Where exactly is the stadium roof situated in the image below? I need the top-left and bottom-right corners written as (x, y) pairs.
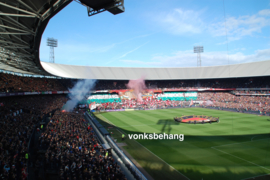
top-left (1, 1), bottom-right (269, 80)
top-left (41, 60), bottom-right (270, 80)
top-left (0, 0), bottom-right (73, 75)
top-left (0, 0), bottom-right (126, 76)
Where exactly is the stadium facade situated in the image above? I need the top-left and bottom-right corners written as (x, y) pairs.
top-left (41, 60), bottom-right (270, 80)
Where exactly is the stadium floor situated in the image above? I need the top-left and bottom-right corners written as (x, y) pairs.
top-left (94, 108), bottom-right (270, 180)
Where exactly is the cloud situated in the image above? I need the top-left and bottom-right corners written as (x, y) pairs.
top-left (152, 7), bottom-right (270, 43)
top-left (153, 8), bottom-right (205, 35)
top-left (94, 33), bottom-right (152, 54)
top-left (120, 60), bottom-right (162, 66)
top-left (105, 41), bottom-right (150, 65)
top-left (120, 48), bottom-right (270, 67)
top-left (39, 40), bottom-right (100, 63)
top-left (210, 9), bottom-right (270, 43)
top-left (94, 44), bottom-right (116, 53)
top-left (118, 41), bottom-right (149, 59)
top-left (259, 9), bottom-right (270, 16)
top-left (40, 33), bottom-right (151, 63)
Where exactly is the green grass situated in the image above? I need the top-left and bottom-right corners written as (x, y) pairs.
top-left (94, 108), bottom-right (270, 180)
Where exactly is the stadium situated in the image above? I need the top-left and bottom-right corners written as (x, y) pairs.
top-left (0, 0), bottom-right (270, 180)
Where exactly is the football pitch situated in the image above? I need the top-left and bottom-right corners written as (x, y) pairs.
top-left (94, 108), bottom-right (270, 180)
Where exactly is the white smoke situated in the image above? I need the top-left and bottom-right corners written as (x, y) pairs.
top-left (64, 79), bottom-right (96, 112)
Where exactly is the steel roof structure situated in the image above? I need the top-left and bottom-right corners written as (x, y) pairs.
top-left (0, 0), bottom-right (124, 76)
top-left (0, 0), bottom-right (269, 80)
top-left (0, 0), bottom-right (73, 75)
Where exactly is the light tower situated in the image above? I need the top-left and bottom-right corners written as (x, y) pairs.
top-left (194, 46), bottom-right (203, 67)
top-left (47, 38), bottom-right (58, 63)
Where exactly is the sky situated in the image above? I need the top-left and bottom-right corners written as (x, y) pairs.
top-left (40, 0), bottom-right (270, 68)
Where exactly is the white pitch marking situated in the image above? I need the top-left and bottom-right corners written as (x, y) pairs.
top-left (212, 138), bottom-right (270, 148)
top-left (211, 147), bottom-right (270, 172)
top-left (98, 114), bottom-right (116, 126)
top-left (240, 173), bottom-right (270, 180)
top-left (99, 113), bottom-right (190, 180)
top-left (118, 124), bottom-right (157, 128)
top-left (251, 135), bottom-right (260, 141)
top-left (126, 133), bottom-right (190, 180)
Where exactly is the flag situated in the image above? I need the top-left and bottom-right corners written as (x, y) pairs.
top-left (189, 99), bottom-right (194, 107)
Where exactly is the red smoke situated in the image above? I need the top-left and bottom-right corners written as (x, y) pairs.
top-left (126, 76), bottom-right (146, 101)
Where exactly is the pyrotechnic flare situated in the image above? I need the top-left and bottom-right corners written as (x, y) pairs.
top-left (126, 76), bottom-right (146, 101)
top-left (63, 79), bottom-right (96, 112)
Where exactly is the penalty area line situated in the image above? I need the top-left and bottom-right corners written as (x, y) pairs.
top-left (251, 135), bottom-right (265, 141)
top-left (211, 147), bottom-right (270, 172)
top-left (240, 173), bottom-right (270, 180)
top-left (127, 135), bottom-right (190, 180)
top-left (99, 114), bottom-right (190, 180)
top-left (212, 138), bottom-right (270, 148)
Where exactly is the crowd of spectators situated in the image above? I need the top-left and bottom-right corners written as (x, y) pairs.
top-left (0, 95), bottom-right (67, 180)
top-left (0, 94), bottom-right (127, 180)
top-left (1, 72), bottom-right (270, 179)
top-left (94, 92), bottom-right (270, 114)
top-left (197, 92), bottom-right (270, 114)
top-left (93, 77), bottom-right (270, 90)
top-left (232, 90), bottom-right (270, 95)
top-left (0, 73), bottom-right (67, 93)
top-left (39, 110), bottom-right (126, 180)
top-left (96, 98), bottom-right (187, 111)
top-left (1, 72), bottom-right (270, 93)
